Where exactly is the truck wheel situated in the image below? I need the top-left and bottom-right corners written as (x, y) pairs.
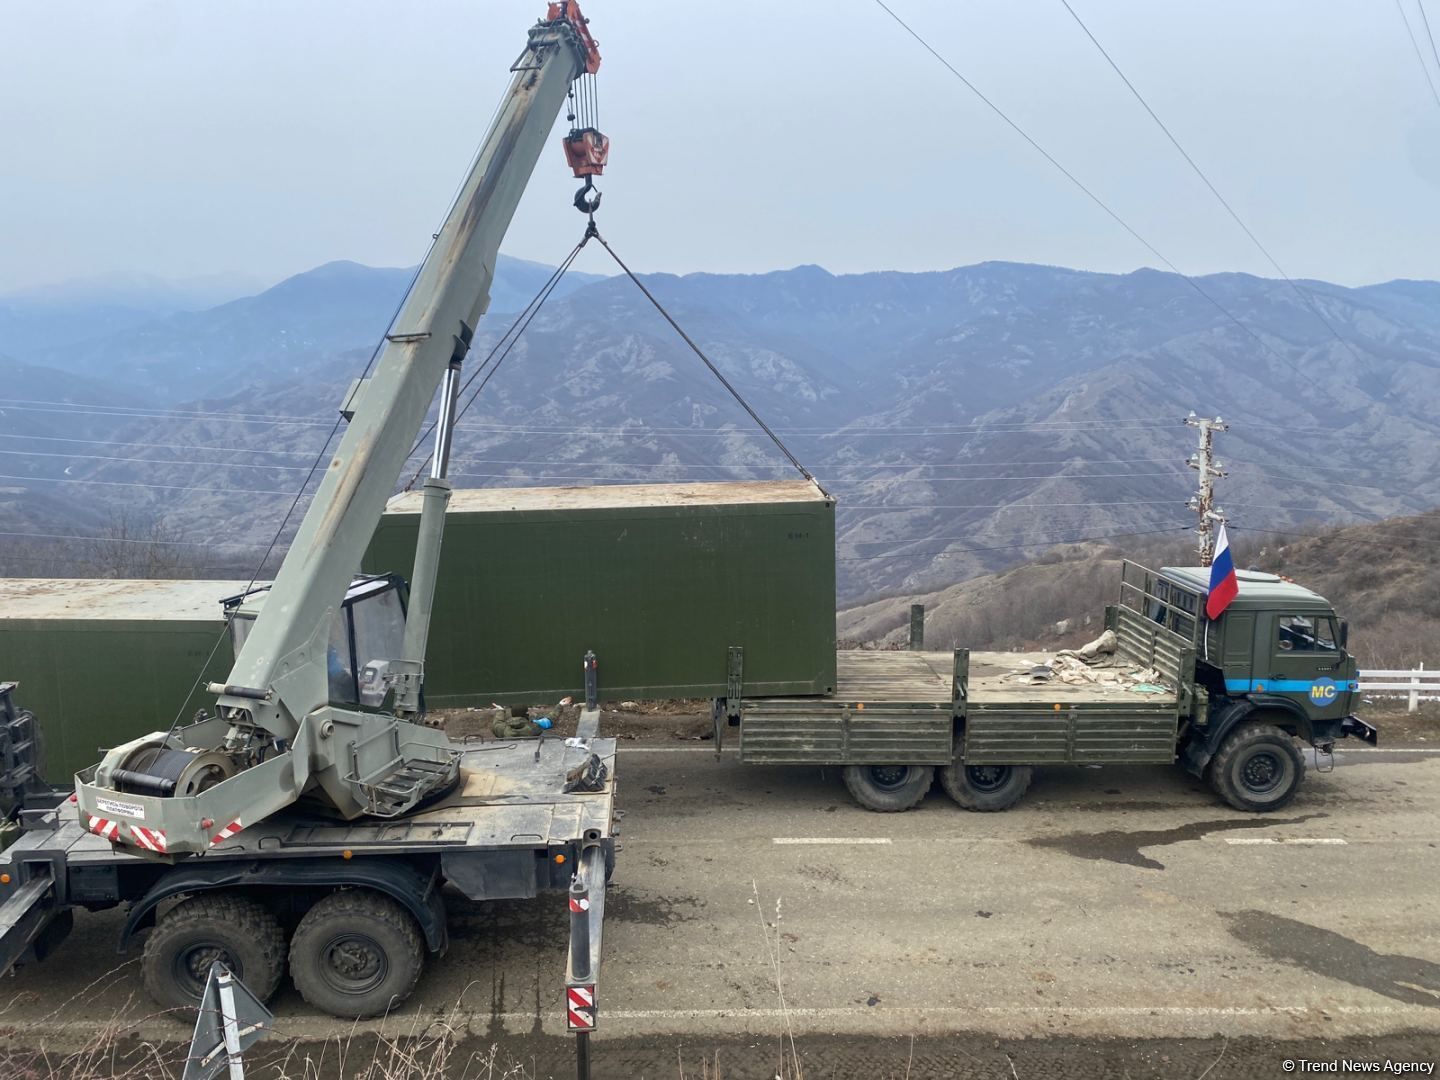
top-left (940, 762), bottom-right (1033, 812)
top-left (289, 889), bottom-right (424, 1019)
top-left (841, 764), bottom-right (933, 812)
top-left (1209, 723), bottom-right (1305, 812)
top-left (142, 894), bottom-right (285, 1010)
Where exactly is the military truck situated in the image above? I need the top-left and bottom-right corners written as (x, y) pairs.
top-left (720, 562), bottom-right (1377, 813)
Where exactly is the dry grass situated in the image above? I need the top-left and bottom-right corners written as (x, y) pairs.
top-left (0, 981), bottom-right (534, 1080)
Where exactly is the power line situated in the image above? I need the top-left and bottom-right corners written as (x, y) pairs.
top-left (0, 472), bottom-right (317, 497)
top-left (1420, 0), bottom-right (1440, 87)
top-left (0, 448), bottom-right (314, 472)
top-left (1057, 0), bottom-right (1371, 370)
top-left (1396, 0), bottom-right (1440, 111)
top-left (0, 529), bottom-right (213, 547)
top-left (0, 432), bottom-right (323, 458)
top-left (870, 0), bottom-right (1318, 386)
top-left (836, 523), bottom-right (1193, 561)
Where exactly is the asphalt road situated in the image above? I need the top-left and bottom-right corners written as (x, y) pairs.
top-left (2, 743), bottom-right (1438, 1077)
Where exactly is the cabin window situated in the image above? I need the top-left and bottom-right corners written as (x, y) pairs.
top-left (1275, 614), bottom-right (1339, 653)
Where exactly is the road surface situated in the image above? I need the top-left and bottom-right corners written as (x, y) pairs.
top-left (1, 742), bottom-right (1436, 1076)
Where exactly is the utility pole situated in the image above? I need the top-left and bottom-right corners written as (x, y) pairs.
top-left (1185, 413), bottom-right (1228, 566)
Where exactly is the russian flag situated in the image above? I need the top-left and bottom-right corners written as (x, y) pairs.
top-left (1206, 523), bottom-right (1239, 620)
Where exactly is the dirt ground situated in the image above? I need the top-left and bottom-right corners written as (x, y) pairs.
top-left (3, 1029), bottom-right (1436, 1080)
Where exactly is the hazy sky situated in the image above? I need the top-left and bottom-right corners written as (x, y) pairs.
top-left (3, 0), bottom-right (1439, 292)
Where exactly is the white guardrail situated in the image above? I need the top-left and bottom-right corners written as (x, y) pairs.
top-left (1358, 665), bottom-right (1440, 713)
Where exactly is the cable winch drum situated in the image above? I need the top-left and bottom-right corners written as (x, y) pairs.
top-left (111, 746), bottom-right (235, 798)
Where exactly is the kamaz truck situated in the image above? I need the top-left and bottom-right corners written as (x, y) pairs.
top-left (721, 562), bottom-right (1378, 812)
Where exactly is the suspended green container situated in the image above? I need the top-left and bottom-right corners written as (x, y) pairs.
top-left (364, 480), bottom-right (838, 704)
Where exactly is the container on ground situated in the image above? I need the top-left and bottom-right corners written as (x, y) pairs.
top-left (0, 579), bottom-right (246, 783)
top-left (363, 479), bottom-right (838, 705)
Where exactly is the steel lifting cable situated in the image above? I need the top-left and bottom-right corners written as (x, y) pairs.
top-left (403, 234), bottom-right (591, 489)
top-left (588, 228), bottom-right (823, 491)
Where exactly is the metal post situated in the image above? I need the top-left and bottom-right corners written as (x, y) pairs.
top-left (583, 650), bottom-right (599, 710)
top-left (569, 875), bottom-right (591, 981)
top-left (1185, 413), bottom-right (1228, 566)
top-left (909, 604), bottom-right (925, 651)
top-left (1411, 663), bottom-right (1424, 714)
top-left (576, 1031), bottom-right (591, 1080)
top-left (216, 966), bottom-right (246, 1080)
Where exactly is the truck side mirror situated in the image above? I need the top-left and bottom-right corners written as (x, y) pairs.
top-left (1338, 620), bottom-right (1349, 649)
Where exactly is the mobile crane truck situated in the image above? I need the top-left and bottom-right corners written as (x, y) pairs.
top-left (0, 0), bottom-right (616, 1036)
top-left (723, 562), bottom-right (1379, 812)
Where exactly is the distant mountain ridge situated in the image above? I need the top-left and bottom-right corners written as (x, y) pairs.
top-left (2, 256), bottom-right (1437, 601)
top-left (3, 256), bottom-right (608, 403)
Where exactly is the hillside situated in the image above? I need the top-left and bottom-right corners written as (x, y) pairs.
top-left (2, 258), bottom-right (1439, 600)
top-left (836, 510), bottom-right (1440, 669)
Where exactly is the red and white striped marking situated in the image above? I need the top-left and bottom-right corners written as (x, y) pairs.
top-left (86, 816), bottom-right (119, 841)
top-left (569, 895), bottom-right (590, 913)
top-left (129, 825), bottom-right (168, 853)
top-left (566, 985), bottom-right (595, 1030)
top-left (209, 819), bottom-right (243, 847)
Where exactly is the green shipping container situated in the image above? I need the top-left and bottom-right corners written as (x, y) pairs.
top-left (0, 579), bottom-right (247, 784)
top-left (364, 480), bottom-right (838, 704)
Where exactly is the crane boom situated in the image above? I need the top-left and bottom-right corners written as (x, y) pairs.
top-left (222, 12), bottom-right (589, 735)
top-left (75, 3), bottom-right (606, 856)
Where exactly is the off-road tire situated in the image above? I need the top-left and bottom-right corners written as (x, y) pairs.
top-left (841, 764), bottom-right (934, 812)
top-left (1209, 722), bottom-right (1305, 812)
top-left (289, 890), bottom-right (424, 1019)
top-left (142, 893), bottom-right (285, 1010)
top-left (941, 762), bottom-right (1033, 811)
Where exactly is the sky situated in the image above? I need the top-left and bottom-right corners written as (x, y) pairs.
top-left (2, 0), bottom-right (1439, 293)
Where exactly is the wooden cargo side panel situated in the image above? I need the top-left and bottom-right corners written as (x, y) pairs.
top-left (963, 703), bottom-right (1179, 765)
top-left (365, 482), bottom-right (838, 704)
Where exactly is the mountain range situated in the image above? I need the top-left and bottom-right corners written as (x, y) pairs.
top-left (2, 255), bottom-right (1437, 601)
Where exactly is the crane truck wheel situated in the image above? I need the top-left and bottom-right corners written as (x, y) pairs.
top-left (841, 764), bottom-right (934, 812)
top-left (1208, 722), bottom-right (1306, 812)
top-left (940, 761), bottom-right (1033, 812)
top-left (142, 894), bottom-right (285, 1009)
top-left (288, 889), bottom-right (424, 1019)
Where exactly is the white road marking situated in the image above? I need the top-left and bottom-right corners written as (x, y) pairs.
top-left (616, 745), bottom-right (1440, 755)
top-left (1223, 837), bottom-right (1348, 845)
top-left (772, 836), bottom-right (892, 845)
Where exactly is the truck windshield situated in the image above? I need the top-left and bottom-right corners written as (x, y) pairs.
top-left (1276, 614), bottom-right (1339, 652)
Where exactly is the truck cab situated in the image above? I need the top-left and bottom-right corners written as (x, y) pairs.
top-left (1156, 566), bottom-right (1377, 803)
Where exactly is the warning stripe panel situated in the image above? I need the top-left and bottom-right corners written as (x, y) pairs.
top-left (130, 825), bottom-right (168, 853)
top-left (566, 985), bottom-right (596, 1030)
top-left (86, 816), bottom-right (119, 841)
top-left (209, 820), bottom-right (244, 847)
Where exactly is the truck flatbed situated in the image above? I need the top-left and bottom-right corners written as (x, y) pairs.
top-left (736, 644), bottom-right (1187, 768)
top-left (817, 650), bottom-right (1178, 707)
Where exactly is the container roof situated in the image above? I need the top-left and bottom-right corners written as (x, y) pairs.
top-left (385, 479), bottom-right (831, 515)
top-left (1160, 567), bottom-right (1333, 609)
top-left (0, 579), bottom-right (253, 622)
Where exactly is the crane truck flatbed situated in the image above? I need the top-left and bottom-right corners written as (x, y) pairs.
top-left (0, 680), bottom-right (615, 1020)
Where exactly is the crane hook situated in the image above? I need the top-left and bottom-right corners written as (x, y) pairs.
top-left (574, 176), bottom-right (602, 215)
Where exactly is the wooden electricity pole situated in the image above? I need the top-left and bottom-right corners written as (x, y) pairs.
top-left (1185, 413), bottom-right (1228, 566)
